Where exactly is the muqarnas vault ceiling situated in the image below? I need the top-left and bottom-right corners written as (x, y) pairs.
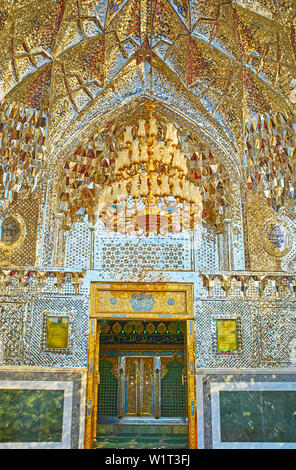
top-left (0, 0), bottom-right (295, 260)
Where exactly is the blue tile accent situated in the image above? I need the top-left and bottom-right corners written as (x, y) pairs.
top-left (130, 293), bottom-right (155, 311)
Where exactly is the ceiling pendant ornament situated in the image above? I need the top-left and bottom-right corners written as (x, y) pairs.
top-left (97, 104), bottom-right (203, 236)
top-left (244, 112), bottom-right (296, 212)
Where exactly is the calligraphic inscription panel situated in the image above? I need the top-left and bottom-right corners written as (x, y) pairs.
top-left (96, 290), bottom-right (187, 314)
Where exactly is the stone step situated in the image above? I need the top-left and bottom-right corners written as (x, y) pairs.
top-left (93, 430), bottom-right (188, 449)
top-left (97, 424), bottom-right (188, 435)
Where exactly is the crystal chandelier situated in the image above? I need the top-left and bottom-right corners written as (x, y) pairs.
top-left (97, 104), bottom-right (202, 236)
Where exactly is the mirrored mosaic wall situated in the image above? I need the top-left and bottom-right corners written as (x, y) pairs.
top-left (0, 291), bottom-right (89, 367)
top-left (0, 280), bottom-right (295, 370)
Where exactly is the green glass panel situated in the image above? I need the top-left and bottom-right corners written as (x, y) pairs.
top-left (161, 360), bottom-right (187, 417)
top-left (47, 316), bottom-right (69, 349)
top-left (0, 389), bottom-right (64, 442)
top-left (220, 391), bottom-right (296, 442)
top-left (216, 320), bottom-right (238, 352)
top-left (97, 359), bottom-right (118, 420)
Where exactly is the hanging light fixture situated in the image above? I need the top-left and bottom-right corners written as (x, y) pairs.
top-left (97, 104), bottom-right (203, 235)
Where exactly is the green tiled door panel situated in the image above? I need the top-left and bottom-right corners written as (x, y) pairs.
top-left (161, 360), bottom-right (186, 417)
top-left (0, 389), bottom-right (64, 443)
top-left (97, 359), bottom-right (118, 419)
top-left (220, 391), bottom-right (296, 442)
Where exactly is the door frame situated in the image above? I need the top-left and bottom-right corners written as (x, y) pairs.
top-left (84, 282), bottom-right (197, 449)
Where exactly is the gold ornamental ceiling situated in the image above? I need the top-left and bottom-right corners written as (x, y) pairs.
top-left (0, 0), bottom-right (295, 136)
top-left (0, 0), bottom-right (295, 222)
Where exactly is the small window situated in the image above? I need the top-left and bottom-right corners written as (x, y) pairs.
top-left (216, 319), bottom-right (239, 353)
top-left (43, 315), bottom-right (70, 352)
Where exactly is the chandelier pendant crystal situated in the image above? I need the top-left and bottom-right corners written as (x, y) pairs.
top-left (97, 104), bottom-right (203, 236)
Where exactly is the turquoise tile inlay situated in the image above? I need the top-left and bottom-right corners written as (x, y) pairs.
top-left (130, 293), bottom-right (155, 312)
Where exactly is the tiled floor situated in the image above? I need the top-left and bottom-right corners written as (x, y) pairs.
top-left (93, 425), bottom-right (188, 449)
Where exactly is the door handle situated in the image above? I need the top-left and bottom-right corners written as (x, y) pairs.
top-left (155, 367), bottom-right (160, 419)
top-left (118, 367), bottom-right (123, 419)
